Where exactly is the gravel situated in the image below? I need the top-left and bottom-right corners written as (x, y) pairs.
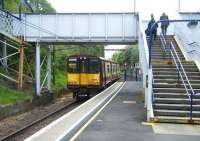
top-left (0, 92), bottom-right (80, 141)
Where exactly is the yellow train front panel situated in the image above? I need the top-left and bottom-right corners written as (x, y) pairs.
top-left (80, 73), bottom-right (88, 86)
top-left (67, 73), bottom-right (100, 86)
top-left (67, 73), bottom-right (79, 85)
top-left (88, 73), bottom-right (100, 86)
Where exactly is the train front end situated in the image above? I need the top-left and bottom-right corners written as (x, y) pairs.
top-left (67, 55), bottom-right (101, 99)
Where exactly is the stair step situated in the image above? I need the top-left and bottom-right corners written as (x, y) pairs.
top-left (154, 93), bottom-right (200, 98)
top-left (153, 88), bottom-right (200, 93)
top-left (154, 109), bottom-right (200, 117)
top-left (154, 97), bottom-right (200, 104)
top-left (154, 103), bottom-right (200, 110)
top-left (152, 56), bottom-right (185, 59)
top-left (153, 71), bottom-right (200, 76)
top-left (152, 116), bottom-right (200, 124)
top-left (152, 53), bottom-right (183, 56)
top-left (153, 68), bottom-right (199, 72)
top-left (154, 79), bottom-right (200, 84)
top-left (153, 83), bottom-right (200, 89)
top-left (153, 75), bottom-right (200, 80)
top-left (152, 64), bottom-right (197, 68)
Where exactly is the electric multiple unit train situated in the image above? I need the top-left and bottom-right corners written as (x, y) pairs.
top-left (67, 55), bottom-right (121, 99)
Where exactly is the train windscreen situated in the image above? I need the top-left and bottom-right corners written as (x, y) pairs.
top-left (89, 58), bottom-right (100, 73)
top-left (68, 58), bottom-right (78, 73)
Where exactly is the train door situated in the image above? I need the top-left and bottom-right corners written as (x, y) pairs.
top-left (79, 57), bottom-right (88, 86)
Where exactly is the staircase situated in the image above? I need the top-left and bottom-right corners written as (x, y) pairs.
top-left (151, 35), bottom-right (200, 123)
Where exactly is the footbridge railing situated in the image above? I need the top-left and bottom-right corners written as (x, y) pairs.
top-left (0, 8), bottom-right (59, 42)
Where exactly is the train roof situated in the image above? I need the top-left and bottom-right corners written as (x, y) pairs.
top-left (68, 55), bottom-right (118, 64)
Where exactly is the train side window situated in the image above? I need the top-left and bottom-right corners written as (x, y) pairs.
top-left (107, 64), bottom-right (109, 73)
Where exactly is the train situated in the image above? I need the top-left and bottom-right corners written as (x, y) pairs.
top-left (67, 55), bottom-right (121, 99)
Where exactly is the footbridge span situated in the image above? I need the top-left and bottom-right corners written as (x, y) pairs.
top-left (0, 9), bottom-right (138, 96)
top-left (24, 13), bottom-right (138, 43)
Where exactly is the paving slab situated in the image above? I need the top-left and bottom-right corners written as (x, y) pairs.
top-left (75, 81), bottom-right (200, 141)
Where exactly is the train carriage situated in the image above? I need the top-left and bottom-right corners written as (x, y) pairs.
top-left (67, 55), bottom-right (120, 99)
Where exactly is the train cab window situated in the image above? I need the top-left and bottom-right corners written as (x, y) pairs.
top-left (68, 58), bottom-right (78, 73)
top-left (89, 58), bottom-right (100, 73)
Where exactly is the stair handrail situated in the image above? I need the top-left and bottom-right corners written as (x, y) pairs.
top-left (170, 42), bottom-right (195, 120)
top-left (160, 32), bottom-right (167, 51)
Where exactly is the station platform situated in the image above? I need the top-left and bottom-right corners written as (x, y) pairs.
top-left (74, 81), bottom-right (200, 141)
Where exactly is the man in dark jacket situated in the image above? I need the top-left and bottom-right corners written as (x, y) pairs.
top-left (146, 14), bottom-right (158, 40)
top-left (160, 13), bottom-right (169, 35)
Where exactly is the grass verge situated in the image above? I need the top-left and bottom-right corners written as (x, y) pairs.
top-left (0, 85), bottom-right (32, 105)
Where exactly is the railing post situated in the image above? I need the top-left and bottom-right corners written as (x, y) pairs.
top-left (177, 62), bottom-right (181, 82)
top-left (190, 93), bottom-right (193, 121)
top-left (18, 44), bottom-right (24, 89)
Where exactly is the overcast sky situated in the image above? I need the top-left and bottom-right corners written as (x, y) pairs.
top-left (47, 0), bottom-right (200, 18)
top-left (47, 0), bottom-right (200, 59)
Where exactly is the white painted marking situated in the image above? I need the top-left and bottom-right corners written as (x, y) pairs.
top-left (96, 119), bottom-right (103, 122)
top-left (152, 123), bottom-right (200, 136)
top-left (141, 122), bottom-right (154, 126)
top-left (69, 82), bottom-right (126, 141)
top-left (123, 101), bottom-right (136, 104)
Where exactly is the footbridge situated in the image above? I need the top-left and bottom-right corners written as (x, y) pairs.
top-left (0, 9), bottom-right (138, 96)
top-left (24, 13), bottom-right (138, 43)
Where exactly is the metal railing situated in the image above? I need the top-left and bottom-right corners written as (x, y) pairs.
top-left (160, 32), bottom-right (167, 50)
top-left (159, 32), bottom-right (196, 120)
top-left (170, 42), bottom-right (195, 120)
top-left (0, 8), bottom-right (58, 42)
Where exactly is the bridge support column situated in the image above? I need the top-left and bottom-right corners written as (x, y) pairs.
top-left (47, 45), bottom-right (52, 91)
top-left (35, 42), bottom-right (41, 96)
top-left (18, 44), bottom-right (24, 89)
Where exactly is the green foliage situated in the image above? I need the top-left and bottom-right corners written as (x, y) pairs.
top-left (112, 51), bottom-right (125, 66)
top-left (52, 69), bottom-right (67, 91)
top-left (112, 44), bottom-right (139, 69)
top-left (0, 85), bottom-right (32, 104)
top-left (30, 0), bottom-right (56, 13)
top-left (4, 0), bottom-right (55, 13)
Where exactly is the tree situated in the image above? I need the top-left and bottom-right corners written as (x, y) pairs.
top-left (4, 0), bottom-right (55, 13)
top-left (112, 45), bottom-right (139, 69)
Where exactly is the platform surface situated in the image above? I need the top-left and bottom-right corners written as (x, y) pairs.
top-left (75, 81), bottom-right (200, 141)
top-left (25, 81), bottom-right (123, 141)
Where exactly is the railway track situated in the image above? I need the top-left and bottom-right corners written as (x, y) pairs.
top-left (0, 100), bottom-right (82, 141)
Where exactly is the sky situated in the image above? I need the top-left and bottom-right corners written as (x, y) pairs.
top-left (47, 0), bottom-right (200, 59)
top-left (47, 0), bottom-right (200, 18)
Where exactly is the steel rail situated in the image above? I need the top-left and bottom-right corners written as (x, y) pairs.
top-left (0, 100), bottom-right (79, 141)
